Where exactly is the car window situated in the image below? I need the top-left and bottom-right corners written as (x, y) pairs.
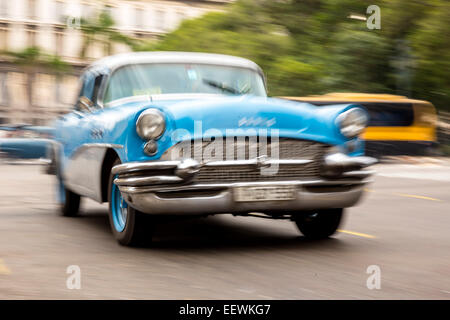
top-left (91, 75), bottom-right (104, 105)
top-left (78, 73), bottom-right (95, 102)
top-left (309, 101), bottom-right (414, 127)
top-left (361, 103), bottom-right (414, 127)
top-left (103, 63), bottom-right (266, 104)
top-left (76, 72), bottom-right (105, 110)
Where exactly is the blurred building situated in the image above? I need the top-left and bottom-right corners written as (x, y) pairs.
top-left (0, 0), bottom-right (230, 125)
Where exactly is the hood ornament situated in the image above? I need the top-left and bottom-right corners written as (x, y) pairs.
top-left (255, 155), bottom-right (271, 169)
top-left (238, 117), bottom-right (276, 127)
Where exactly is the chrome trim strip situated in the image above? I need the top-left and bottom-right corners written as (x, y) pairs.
top-left (81, 143), bottom-right (123, 149)
top-left (112, 158), bottom-right (313, 176)
top-left (342, 170), bottom-right (376, 178)
top-left (112, 161), bottom-right (180, 175)
top-left (71, 143), bottom-right (123, 158)
top-left (118, 179), bottom-right (372, 194)
top-left (324, 153), bottom-right (377, 169)
top-left (114, 175), bottom-right (184, 186)
top-left (204, 159), bottom-right (313, 167)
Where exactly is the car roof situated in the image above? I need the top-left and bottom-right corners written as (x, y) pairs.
top-left (87, 51), bottom-right (264, 76)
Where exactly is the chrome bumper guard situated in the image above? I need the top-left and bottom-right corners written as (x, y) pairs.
top-left (112, 153), bottom-right (376, 215)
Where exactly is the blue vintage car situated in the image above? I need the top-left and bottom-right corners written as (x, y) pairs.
top-left (51, 51), bottom-right (376, 246)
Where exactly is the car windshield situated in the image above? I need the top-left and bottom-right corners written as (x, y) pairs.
top-left (103, 63), bottom-right (266, 104)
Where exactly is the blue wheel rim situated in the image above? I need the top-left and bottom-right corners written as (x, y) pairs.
top-left (111, 174), bottom-right (128, 232)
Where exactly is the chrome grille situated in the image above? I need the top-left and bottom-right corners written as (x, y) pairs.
top-left (195, 163), bottom-right (321, 183)
top-left (170, 138), bottom-right (325, 162)
top-left (167, 138), bottom-right (328, 183)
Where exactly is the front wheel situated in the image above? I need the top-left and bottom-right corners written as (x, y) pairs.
top-left (293, 209), bottom-right (343, 239)
top-left (108, 159), bottom-right (154, 246)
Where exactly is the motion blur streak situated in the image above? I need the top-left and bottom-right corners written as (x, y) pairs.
top-left (0, 0), bottom-right (449, 301)
top-left (0, 259), bottom-right (12, 275)
top-left (337, 230), bottom-right (376, 239)
top-left (392, 193), bottom-right (442, 202)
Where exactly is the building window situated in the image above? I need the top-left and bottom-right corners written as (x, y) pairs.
top-left (0, 22), bottom-right (8, 50)
top-left (155, 9), bottom-right (165, 31)
top-left (54, 26), bottom-right (64, 56)
top-left (28, 0), bottom-right (36, 20)
top-left (176, 10), bottom-right (186, 27)
top-left (0, 72), bottom-right (8, 107)
top-left (55, 1), bottom-right (65, 24)
top-left (26, 24), bottom-right (37, 47)
top-left (135, 7), bottom-right (144, 29)
top-left (0, 0), bottom-right (8, 18)
top-left (82, 3), bottom-right (93, 19)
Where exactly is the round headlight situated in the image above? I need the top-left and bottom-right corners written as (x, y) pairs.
top-left (336, 108), bottom-right (368, 138)
top-left (136, 109), bottom-right (165, 140)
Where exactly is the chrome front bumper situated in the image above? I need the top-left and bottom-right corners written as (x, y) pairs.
top-left (112, 153), bottom-right (376, 216)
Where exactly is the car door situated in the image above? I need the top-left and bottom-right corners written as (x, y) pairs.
top-left (59, 71), bottom-right (107, 199)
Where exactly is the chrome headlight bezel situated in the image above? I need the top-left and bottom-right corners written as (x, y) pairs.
top-left (136, 109), bottom-right (166, 140)
top-left (336, 108), bottom-right (368, 138)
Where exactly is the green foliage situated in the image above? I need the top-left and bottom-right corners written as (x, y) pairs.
top-left (266, 57), bottom-right (323, 96)
top-left (3, 46), bottom-right (41, 64)
top-left (410, 0), bottom-right (450, 112)
top-left (79, 9), bottom-right (136, 58)
top-left (1, 46), bottom-right (70, 73)
top-left (327, 29), bottom-right (392, 93)
top-left (152, 0), bottom-right (449, 111)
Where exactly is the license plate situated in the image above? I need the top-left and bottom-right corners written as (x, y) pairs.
top-left (233, 185), bottom-right (296, 202)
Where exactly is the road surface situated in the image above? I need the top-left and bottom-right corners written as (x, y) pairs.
top-left (1, 160), bottom-right (450, 299)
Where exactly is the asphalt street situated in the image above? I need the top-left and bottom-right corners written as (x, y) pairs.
top-left (1, 159), bottom-right (450, 299)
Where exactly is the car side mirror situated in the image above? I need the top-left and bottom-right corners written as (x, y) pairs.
top-left (78, 96), bottom-right (94, 112)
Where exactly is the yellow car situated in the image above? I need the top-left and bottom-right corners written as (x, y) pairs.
top-left (281, 93), bottom-right (438, 157)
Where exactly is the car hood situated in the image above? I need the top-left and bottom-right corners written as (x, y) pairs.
top-left (86, 95), bottom-right (362, 162)
top-left (150, 95), bottom-right (355, 146)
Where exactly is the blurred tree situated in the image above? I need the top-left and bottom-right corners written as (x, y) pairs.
top-left (266, 56), bottom-right (323, 96)
top-left (154, 8), bottom-right (294, 94)
top-left (327, 28), bottom-right (392, 93)
top-left (79, 9), bottom-right (136, 59)
top-left (410, 0), bottom-right (450, 112)
top-left (151, 0), bottom-right (449, 111)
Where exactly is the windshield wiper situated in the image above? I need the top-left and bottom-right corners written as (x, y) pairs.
top-left (202, 78), bottom-right (249, 95)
